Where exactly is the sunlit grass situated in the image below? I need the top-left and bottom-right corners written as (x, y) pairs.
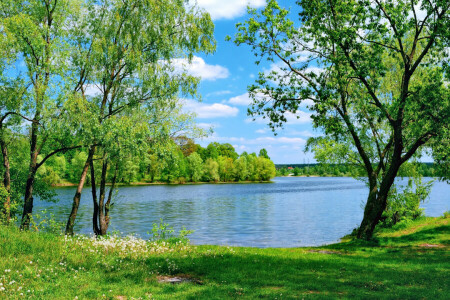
top-left (1, 214), bottom-right (448, 299)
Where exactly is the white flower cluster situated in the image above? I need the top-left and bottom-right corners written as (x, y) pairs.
top-left (64, 234), bottom-right (192, 258)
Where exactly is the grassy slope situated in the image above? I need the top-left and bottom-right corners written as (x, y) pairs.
top-left (0, 215), bottom-right (448, 299)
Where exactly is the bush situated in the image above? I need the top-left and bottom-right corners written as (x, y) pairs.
top-left (380, 177), bottom-right (433, 227)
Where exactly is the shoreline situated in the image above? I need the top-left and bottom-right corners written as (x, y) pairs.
top-left (51, 180), bottom-right (274, 187)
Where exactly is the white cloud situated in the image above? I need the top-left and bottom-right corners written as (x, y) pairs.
top-left (228, 93), bottom-right (253, 106)
top-left (84, 84), bottom-right (102, 97)
top-left (183, 99), bottom-right (239, 118)
top-left (172, 56), bottom-right (230, 81)
top-left (285, 111), bottom-right (313, 124)
top-left (197, 122), bottom-right (220, 130)
top-left (193, 0), bottom-right (265, 20)
top-left (255, 129), bottom-right (266, 134)
top-left (201, 133), bottom-right (306, 146)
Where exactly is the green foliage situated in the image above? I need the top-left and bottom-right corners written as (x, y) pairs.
top-left (258, 148), bottom-right (269, 159)
top-left (381, 177), bottom-right (433, 228)
top-left (149, 219), bottom-right (193, 244)
top-left (0, 185), bottom-right (10, 223)
top-left (187, 152), bottom-right (203, 182)
top-left (28, 210), bottom-right (65, 235)
top-left (203, 158), bottom-right (220, 182)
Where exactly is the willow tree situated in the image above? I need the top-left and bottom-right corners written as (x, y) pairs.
top-left (64, 0), bottom-right (215, 235)
top-left (1, 0), bottom-right (83, 228)
top-left (231, 0), bottom-right (449, 239)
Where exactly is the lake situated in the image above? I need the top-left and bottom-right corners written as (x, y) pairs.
top-left (35, 177), bottom-right (449, 247)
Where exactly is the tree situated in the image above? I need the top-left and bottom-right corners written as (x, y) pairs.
top-left (217, 156), bottom-right (235, 181)
top-left (187, 152), bottom-right (203, 182)
top-left (234, 155), bottom-right (249, 181)
top-left (1, 0), bottom-right (81, 228)
top-left (231, 0), bottom-right (449, 238)
top-left (258, 148), bottom-right (270, 159)
top-left (203, 158), bottom-right (219, 182)
top-left (217, 143), bottom-right (239, 160)
top-left (64, 0), bottom-right (215, 235)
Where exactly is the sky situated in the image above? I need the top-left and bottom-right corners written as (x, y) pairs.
top-left (182, 0), bottom-right (318, 164)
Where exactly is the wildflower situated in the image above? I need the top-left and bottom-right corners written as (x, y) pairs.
top-left (0, 287), bottom-right (5, 291)
top-left (4, 269), bottom-right (10, 273)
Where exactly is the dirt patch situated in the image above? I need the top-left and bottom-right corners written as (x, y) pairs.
top-left (419, 243), bottom-right (445, 248)
top-left (157, 274), bottom-right (202, 284)
top-left (308, 250), bottom-right (341, 254)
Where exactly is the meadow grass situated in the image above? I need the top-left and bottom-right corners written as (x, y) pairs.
top-left (0, 215), bottom-right (448, 299)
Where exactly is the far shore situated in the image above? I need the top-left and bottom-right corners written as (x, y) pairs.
top-left (51, 180), bottom-right (274, 187)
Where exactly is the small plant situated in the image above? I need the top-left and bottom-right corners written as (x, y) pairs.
top-left (29, 210), bottom-right (65, 234)
top-left (149, 219), bottom-right (193, 244)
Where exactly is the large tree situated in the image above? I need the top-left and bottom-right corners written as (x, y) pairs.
top-left (231, 0), bottom-right (449, 238)
top-left (1, 0), bottom-right (82, 228)
top-left (64, 0), bottom-right (215, 235)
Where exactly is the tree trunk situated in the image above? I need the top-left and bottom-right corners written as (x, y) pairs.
top-left (98, 159), bottom-right (108, 235)
top-left (20, 163), bottom-right (37, 229)
top-left (105, 164), bottom-right (118, 229)
top-left (90, 157), bottom-right (100, 235)
top-left (0, 132), bottom-right (11, 223)
top-left (357, 162), bottom-right (401, 239)
top-left (65, 146), bottom-right (95, 235)
top-left (20, 114), bottom-right (41, 230)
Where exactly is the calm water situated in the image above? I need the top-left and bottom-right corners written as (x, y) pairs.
top-left (34, 177), bottom-right (449, 247)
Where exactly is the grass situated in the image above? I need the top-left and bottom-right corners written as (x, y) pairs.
top-left (0, 215), bottom-right (448, 299)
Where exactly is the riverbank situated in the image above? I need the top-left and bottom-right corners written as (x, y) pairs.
top-left (1, 215), bottom-right (448, 299)
top-left (52, 180), bottom-right (273, 187)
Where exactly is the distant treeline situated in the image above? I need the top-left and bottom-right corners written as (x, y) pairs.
top-left (33, 140), bottom-right (276, 185)
top-left (275, 163), bottom-right (444, 177)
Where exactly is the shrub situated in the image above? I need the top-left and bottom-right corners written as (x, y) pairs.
top-left (380, 177), bottom-right (433, 227)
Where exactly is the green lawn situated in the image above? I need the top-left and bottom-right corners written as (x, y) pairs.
top-left (1, 215), bottom-right (448, 299)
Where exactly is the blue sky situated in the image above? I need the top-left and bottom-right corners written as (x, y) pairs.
top-left (181, 0), bottom-right (317, 164)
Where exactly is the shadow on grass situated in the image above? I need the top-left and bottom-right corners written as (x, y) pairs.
top-left (376, 225), bottom-right (449, 245)
top-left (139, 244), bottom-right (449, 299)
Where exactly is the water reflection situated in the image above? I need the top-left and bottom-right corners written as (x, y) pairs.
top-left (34, 177), bottom-right (449, 247)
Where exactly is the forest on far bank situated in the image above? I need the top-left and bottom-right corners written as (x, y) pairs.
top-left (275, 163), bottom-right (446, 178)
top-left (5, 136), bottom-right (276, 188)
